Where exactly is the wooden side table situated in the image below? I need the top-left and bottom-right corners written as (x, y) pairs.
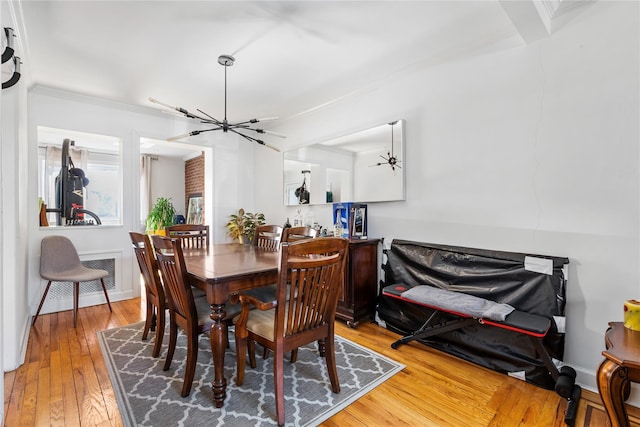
top-left (597, 321), bottom-right (640, 427)
top-left (335, 239), bottom-right (380, 328)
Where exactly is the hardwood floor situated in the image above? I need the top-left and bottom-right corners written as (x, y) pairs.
top-left (4, 297), bottom-right (639, 426)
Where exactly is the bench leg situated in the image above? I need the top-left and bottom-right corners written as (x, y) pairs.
top-left (391, 315), bottom-right (476, 349)
top-left (529, 336), bottom-right (560, 380)
top-left (529, 336), bottom-right (581, 426)
top-left (564, 385), bottom-right (581, 427)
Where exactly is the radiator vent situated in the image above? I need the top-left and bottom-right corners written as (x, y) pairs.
top-left (48, 258), bottom-right (116, 299)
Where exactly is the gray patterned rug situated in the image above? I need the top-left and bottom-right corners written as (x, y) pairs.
top-left (98, 321), bottom-right (404, 426)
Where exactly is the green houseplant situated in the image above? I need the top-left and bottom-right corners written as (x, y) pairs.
top-left (146, 197), bottom-right (177, 234)
top-left (225, 208), bottom-right (266, 243)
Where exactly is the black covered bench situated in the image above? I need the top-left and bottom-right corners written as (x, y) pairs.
top-left (377, 240), bottom-right (580, 426)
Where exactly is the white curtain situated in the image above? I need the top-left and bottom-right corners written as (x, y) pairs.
top-left (140, 155), bottom-right (153, 224)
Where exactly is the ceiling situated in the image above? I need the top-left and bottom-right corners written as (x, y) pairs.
top-left (13, 1), bottom-right (591, 157)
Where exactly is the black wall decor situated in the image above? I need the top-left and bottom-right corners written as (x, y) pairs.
top-left (2, 27), bottom-right (22, 89)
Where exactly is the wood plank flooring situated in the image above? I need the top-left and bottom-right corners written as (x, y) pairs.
top-left (4, 298), bottom-right (639, 426)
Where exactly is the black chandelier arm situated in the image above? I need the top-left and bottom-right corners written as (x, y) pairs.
top-left (166, 127), bottom-right (221, 142)
top-left (176, 106), bottom-right (211, 122)
top-left (231, 119), bottom-right (258, 126)
top-left (232, 116), bottom-right (279, 127)
top-left (229, 122), bottom-right (286, 138)
top-left (254, 128), bottom-right (286, 138)
top-left (229, 124), bottom-right (286, 139)
top-left (229, 129), bottom-right (280, 152)
top-left (196, 109), bottom-right (222, 125)
top-left (149, 98), bottom-right (213, 122)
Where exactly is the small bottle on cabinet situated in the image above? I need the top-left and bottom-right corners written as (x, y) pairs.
top-left (334, 218), bottom-right (343, 238)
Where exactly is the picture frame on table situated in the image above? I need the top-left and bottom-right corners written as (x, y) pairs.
top-left (350, 204), bottom-right (368, 239)
top-left (186, 193), bottom-right (203, 225)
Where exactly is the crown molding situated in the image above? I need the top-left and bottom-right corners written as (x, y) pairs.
top-left (501, 0), bottom-right (595, 43)
top-left (29, 85), bottom-right (191, 123)
top-left (535, 0), bottom-right (594, 33)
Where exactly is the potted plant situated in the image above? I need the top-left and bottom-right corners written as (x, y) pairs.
top-left (146, 197), bottom-right (177, 234)
top-left (225, 208), bottom-right (266, 243)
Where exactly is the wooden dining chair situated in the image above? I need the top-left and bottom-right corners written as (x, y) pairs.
top-left (246, 224), bottom-right (283, 308)
top-left (258, 226), bottom-right (318, 359)
top-left (243, 224), bottom-right (284, 308)
top-left (165, 224), bottom-right (210, 249)
top-left (282, 226), bottom-right (316, 242)
top-left (33, 235), bottom-right (112, 328)
top-left (232, 237), bottom-right (349, 426)
top-left (129, 231), bottom-right (167, 357)
top-left (253, 224), bottom-right (283, 250)
top-left (151, 234), bottom-right (240, 397)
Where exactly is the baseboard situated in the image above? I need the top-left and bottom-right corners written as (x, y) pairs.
top-left (19, 314), bottom-right (30, 370)
top-left (4, 314), bottom-right (31, 372)
top-left (575, 364), bottom-right (640, 409)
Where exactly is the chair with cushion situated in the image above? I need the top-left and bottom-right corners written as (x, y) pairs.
top-left (253, 224), bottom-right (283, 250)
top-left (232, 237), bottom-right (349, 426)
top-left (151, 234), bottom-right (240, 397)
top-left (129, 231), bottom-right (168, 357)
top-left (243, 224), bottom-right (284, 304)
top-left (282, 226), bottom-right (316, 242)
top-left (165, 224), bottom-right (210, 250)
top-left (259, 225), bottom-right (317, 359)
top-left (33, 235), bottom-right (112, 328)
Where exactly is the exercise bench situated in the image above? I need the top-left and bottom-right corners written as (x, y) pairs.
top-left (382, 283), bottom-right (581, 426)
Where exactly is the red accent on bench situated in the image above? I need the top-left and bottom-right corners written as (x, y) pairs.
top-left (382, 285), bottom-right (550, 338)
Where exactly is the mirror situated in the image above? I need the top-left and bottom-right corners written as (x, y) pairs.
top-left (284, 119), bottom-right (405, 205)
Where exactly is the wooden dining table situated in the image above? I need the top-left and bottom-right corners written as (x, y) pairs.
top-left (182, 243), bottom-right (280, 407)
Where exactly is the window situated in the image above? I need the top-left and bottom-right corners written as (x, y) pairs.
top-left (38, 126), bottom-right (122, 226)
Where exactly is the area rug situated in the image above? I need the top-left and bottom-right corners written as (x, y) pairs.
top-left (98, 322), bottom-right (404, 426)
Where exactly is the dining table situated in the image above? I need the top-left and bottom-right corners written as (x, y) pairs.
top-left (182, 242), bottom-right (280, 407)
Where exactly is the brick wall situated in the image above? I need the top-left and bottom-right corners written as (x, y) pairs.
top-left (184, 153), bottom-right (205, 223)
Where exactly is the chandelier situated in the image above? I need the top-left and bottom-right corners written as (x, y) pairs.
top-left (371, 121), bottom-right (401, 171)
top-left (150, 54), bottom-right (284, 151)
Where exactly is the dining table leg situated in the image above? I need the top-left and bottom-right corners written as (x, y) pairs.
top-left (209, 302), bottom-right (227, 407)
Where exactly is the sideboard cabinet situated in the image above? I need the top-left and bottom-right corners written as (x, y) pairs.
top-left (336, 239), bottom-right (380, 328)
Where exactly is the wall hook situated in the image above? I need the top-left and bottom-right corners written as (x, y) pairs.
top-left (2, 27), bottom-right (15, 64)
top-left (2, 56), bottom-right (21, 89)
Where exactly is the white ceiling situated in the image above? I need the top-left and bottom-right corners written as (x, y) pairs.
top-left (13, 1), bottom-right (591, 157)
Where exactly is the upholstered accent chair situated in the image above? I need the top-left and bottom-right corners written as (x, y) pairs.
top-left (33, 235), bottom-right (112, 328)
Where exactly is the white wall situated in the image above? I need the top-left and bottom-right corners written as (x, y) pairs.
top-left (256, 1), bottom-right (639, 399)
top-left (150, 156), bottom-right (186, 217)
top-left (2, 0), bottom-right (30, 378)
